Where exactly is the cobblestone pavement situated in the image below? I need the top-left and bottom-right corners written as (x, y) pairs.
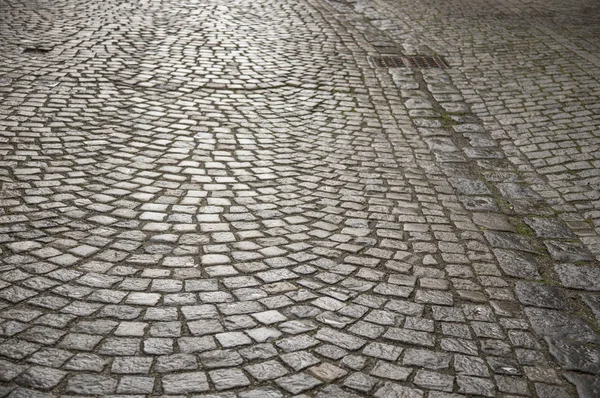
top-left (0, 0), bottom-right (599, 396)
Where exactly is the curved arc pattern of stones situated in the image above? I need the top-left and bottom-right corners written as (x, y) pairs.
top-left (0, 0), bottom-right (599, 397)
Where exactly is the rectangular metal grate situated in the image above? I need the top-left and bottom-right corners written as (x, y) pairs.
top-left (370, 56), bottom-right (405, 68)
top-left (23, 47), bottom-right (51, 54)
top-left (369, 55), bottom-right (447, 68)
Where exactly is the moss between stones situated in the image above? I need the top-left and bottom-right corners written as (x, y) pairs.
top-left (510, 218), bottom-right (535, 237)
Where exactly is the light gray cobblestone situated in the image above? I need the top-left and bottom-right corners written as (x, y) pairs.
top-left (0, 0), bottom-right (598, 395)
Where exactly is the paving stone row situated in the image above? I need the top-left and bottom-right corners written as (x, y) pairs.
top-left (0, 0), bottom-right (598, 396)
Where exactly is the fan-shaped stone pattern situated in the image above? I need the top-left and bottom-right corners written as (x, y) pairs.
top-left (1, 0), bottom-right (598, 396)
top-left (1, 0), bottom-right (414, 396)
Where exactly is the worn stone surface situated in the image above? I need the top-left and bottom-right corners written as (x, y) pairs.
top-left (582, 294), bottom-right (600, 323)
top-left (545, 241), bottom-right (595, 262)
top-left (0, 0), bottom-right (599, 396)
top-left (161, 372), bottom-right (209, 394)
top-left (564, 373), bottom-right (600, 398)
top-left (307, 362), bottom-right (347, 382)
top-left (492, 249), bottom-right (541, 280)
top-left (472, 213), bottom-right (514, 232)
top-left (524, 218), bottom-right (576, 239)
top-left (547, 338), bottom-right (600, 374)
top-left (525, 307), bottom-right (598, 343)
top-left (374, 382), bottom-right (424, 398)
top-left (413, 370), bottom-right (454, 392)
top-left (370, 361), bottom-right (413, 381)
top-left (555, 264), bottom-right (600, 291)
top-left (275, 373), bottom-right (322, 394)
top-left (342, 372), bottom-right (377, 393)
top-left (515, 282), bottom-right (568, 309)
top-left (65, 375), bottom-right (117, 395)
top-left (456, 375), bottom-right (496, 397)
top-left (402, 349), bottom-right (452, 369)
top-left (209, 368), bottom-right (251, 390)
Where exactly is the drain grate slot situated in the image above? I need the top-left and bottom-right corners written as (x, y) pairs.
top-left (404, 56), bottom-right (448, 68)
top-left (369, 55), bottom-right (447, 68)
top-left (370, 56), bottom-right (405, 68)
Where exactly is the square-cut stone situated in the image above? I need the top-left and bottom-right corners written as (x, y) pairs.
top-left (307, 363), bottom-right (348, 382)
top-left (209, 368), bottom-right (250, 390)
top-left (275, 373), bottom-right (322, 394)
top-left (244, 360), bottom-right (289, 381)
top-left (251, 310), bottom-right (287, 324)
top-left (161, 372), bottom-right (209, 394)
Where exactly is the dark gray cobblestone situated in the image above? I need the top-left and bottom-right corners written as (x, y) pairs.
top-left (0, 0), bottom-right (599, 396)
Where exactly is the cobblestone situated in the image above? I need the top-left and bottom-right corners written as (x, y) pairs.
top-left (0, 0), bottom-right (599, 395)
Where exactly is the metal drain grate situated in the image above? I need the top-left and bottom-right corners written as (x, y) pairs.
top-left (369, 55), bottom-right (447, 68)
top-left (23, 47), bottom-right (51, 54)
top-left (370, 56), bottom-right (405, 68)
